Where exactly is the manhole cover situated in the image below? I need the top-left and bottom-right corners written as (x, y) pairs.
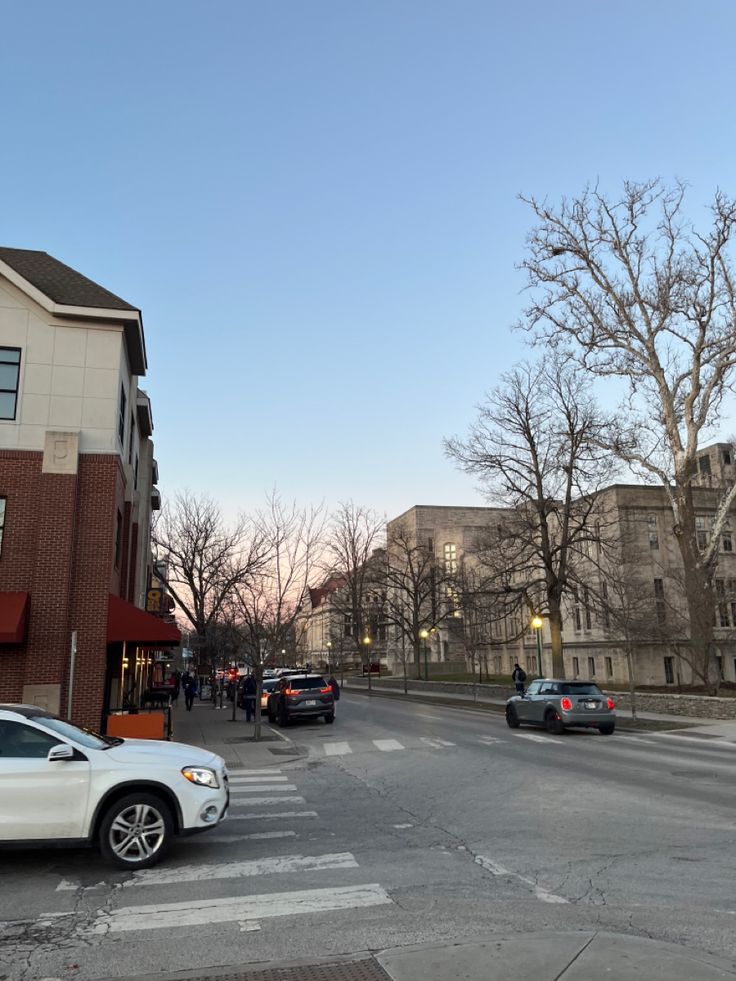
top-left (193, 957), bottom-right (390, 980)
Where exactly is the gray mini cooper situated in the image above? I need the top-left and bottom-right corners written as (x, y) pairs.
top-left (506, 679), bottom-right (616, 735)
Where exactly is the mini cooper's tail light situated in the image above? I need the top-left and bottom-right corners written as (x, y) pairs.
top-left (607, 697), bottom-right (615, 710)
top-left (560, 696), bottom-right (573, 712)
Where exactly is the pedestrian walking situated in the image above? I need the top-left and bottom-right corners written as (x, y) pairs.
top-left (328, 675), bottom-right (340, 701)
top-left (511, 662), bottom-right (527, 695)
top-left (182, 671), bottom-right (197, 711)
top-left (171, 671), bottom-right (181, 707)
top-left (243, 674), bottom-right (257, 722)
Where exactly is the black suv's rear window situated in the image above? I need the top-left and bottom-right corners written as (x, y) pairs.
top-left (288, 677), bottom-right (327, 690)
top-left (559, 684), bottom-right (603, 696)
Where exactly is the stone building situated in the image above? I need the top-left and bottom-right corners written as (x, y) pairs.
top-left (0, 248), bottom-right (179, 728)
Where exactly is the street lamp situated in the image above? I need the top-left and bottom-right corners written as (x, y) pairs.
top-left (281, 648), bottom-right (286, 667)
top-left (419, 629), bottom-right (429, 681)
top-left (531, 615), bottom-right (544, 677)
top-left (362, 634), bottom-right (372, 690)
top-left (326, 640), bottom-right (332, 670)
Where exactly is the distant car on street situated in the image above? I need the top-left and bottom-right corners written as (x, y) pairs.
top-left (0, 704), bottom-right (229, 869)
top-left (267, 674), bottom-right (335, 726)
top-left (505, 679), bottom-right (616, 735)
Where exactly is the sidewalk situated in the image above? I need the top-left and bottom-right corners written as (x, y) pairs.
top-left (170, 700), bottom-right (302, 769)
top-left (110, 931), bottom-right (736, 980)
top-left (343, 678), bottom-right (736, 737)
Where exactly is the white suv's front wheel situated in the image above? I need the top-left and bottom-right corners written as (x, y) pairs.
top-left (99, 793), bottom-right (173, 869)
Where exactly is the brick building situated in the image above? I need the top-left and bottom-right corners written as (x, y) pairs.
top-left (0, 248), bottom-right (178, 728)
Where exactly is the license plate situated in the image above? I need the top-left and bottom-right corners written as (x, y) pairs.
top-left (584, 701), bottom-right (597, 709)
top-left (305, 700), bottom-right (317, 706)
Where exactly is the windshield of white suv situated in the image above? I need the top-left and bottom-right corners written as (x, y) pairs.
top-left (31, 715), bottom-right (120, 750)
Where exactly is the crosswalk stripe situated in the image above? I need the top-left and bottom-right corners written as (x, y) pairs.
top-left (84, 883), bottom-right (391, 934)
top-left (227, 770), bottom-right (283, 777)
top-left (373, 739), bottom-right (404, 752)
top-left (229, 785), bottom-right (297, 793)
top-left (229, 796), bottom-right (305, 806)
top-left (118, 852), bottom-right (358, 888)
top-left (419, 737), bottom-right (456, 749)
top-left (478, 736), bottom-right (501, 744)
top-left (325, 742), bottom-right (352, 756)
top-left (193, 831), bottom-right (297, 844)
top-left (226, 810), bottom-right (317, 820)
top-left (513, 733), bottom-right (563, 744)
top-left (229, 775), bottom-right (289, 784)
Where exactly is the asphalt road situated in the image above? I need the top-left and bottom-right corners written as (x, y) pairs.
top-left (2, 693), bottom-right (736, 980)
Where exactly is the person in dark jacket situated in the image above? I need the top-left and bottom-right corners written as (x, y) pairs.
top-left (243, 674), bottom-right (257, 722)
top-left (512, 662), bottom-right (527, 695)
top-left (182, 672), bottom-right (197, 711)
top-left (328, 676), bottom-right (340, 701)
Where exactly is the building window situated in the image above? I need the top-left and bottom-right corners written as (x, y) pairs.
top-left (443, 543), bottom-right (457, 575)
top-left (654, 578), bottom-right (666, 625)
top-left (525, 655), bottom-right (535, 673)
top-left (647, 514), bottom-right (659, 550)
top-left (343, 614), bottom-right (353, 638)
top-left (118, 384), bottom-right (127, 446)
top-left (572, 589), bottom-right (582, 631)
top-left (605, 656), bottom-right (613, 679)
top-left (664, 656), bottom-right (674, 684)
top-left (699, 454), bottom-right (711, 474)
top-left (724, 449), bottom-right (732, 466)
top-left (599, 582), bottom-right (610, 628)
top-left (572, 656), bottom-right (580, 677)
top-left (0, 497), bottom-right (5, 555)
top-left (695, 516), bottom-right (708, 551)
top-left (723, 531), bottom-right (733, 553)
top-left (716, 655), bottom-right (724, 679)
top-left (583, 586), bottom-right (592, 630)
top-left (114, 509), bottom-right (123, 568)
top-left (588, 656), bottom-right (596, 677)
top-left (0, 347), bottom-right (21, 420)
top-left (716, 579), bottom-right (729, 627)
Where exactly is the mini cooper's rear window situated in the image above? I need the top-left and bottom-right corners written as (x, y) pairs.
top-left (559, 684), bottom-right (603, 697)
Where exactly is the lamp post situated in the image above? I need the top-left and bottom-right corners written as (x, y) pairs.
top-left (362, 635), bottom-right (372, 691)
top-left (326, 640), bottom-right (332, 672)
top-left (281, 648), bottom-right (286, 668)
top-left (531, 615), bottom-right (544, 677)
top-left (419, 629), bottom-right (429, 681)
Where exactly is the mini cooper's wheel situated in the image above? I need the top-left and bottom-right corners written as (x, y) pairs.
top-left (598, 723), bottom-right (615, 735)
top-left (545, 708), bottom-right (565, 735)
top-left (505, 705), bottom-right (520, 728)
top-left (99, 793), bottom-right (173, 870)
top-left (324, 711), bottom-right (335, 724)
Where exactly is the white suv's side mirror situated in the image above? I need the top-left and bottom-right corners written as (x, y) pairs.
top-left (48, 743), bottom-right (75, 762)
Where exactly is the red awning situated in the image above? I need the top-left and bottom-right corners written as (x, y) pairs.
top-left (107, 594), bottom-right (181, 646)
top-left (0, 592), bottom-right (29, 644)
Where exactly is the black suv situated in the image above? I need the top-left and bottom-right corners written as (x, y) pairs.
top-left (267, 674), bottom-right (335, 726)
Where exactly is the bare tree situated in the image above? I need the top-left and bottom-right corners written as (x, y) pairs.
top-left (521, 180), bottom-right (736, 692)
top-left (231, 492), bottom-right (325, 739)
top-left (446, 359), bottom-right (617, 678)
top-left (152, 492), bottom-right (259, 674)
top-left (381, 522), bottom-right (456, 680)
top-left (322, 502), bottom-right (385, 688)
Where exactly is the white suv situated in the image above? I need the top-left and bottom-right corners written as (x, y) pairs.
top-left (0, 704), bottom-right (229, 869)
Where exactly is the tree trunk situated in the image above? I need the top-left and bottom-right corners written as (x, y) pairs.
top-left (548, 603), bottom-right (565, 678)
top-left (677, 521), bottom-right (720, 694)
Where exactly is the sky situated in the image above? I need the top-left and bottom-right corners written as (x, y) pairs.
top-left (2, 1), bottom-right (735, 522)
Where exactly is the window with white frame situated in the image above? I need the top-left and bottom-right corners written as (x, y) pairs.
top-left (572, 656), bottom-right (580, 677)
top-left (0, 347), bottom-right (21, 420)
top-left (443, 543), bottom-right (457, 575)
top-left (647, 514), bottom-right (659, 550)
top-left (588, 656), bottom-right (596, 677)
top-left (716, 579), bottom-right (729, 627)
top-left (695, 516), bottom-right (708, 551)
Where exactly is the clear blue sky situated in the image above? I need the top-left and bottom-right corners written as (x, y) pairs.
top-left (2, 1), bottom-right (735, 520)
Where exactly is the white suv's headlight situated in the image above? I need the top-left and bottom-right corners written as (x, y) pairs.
top-left (182, 766), bottom-right (219, 789)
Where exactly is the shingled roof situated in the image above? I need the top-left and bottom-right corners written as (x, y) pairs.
top-left (0, 247), bottom-right (137, 311)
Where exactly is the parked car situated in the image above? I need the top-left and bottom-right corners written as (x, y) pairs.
top-left (267, 674), bottom-right (335, 726)
top-left (0, 704), bottom-right (229, 869)
top-left (505, 679), bottom-right (616, 735)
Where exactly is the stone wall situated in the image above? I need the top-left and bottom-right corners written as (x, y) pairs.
top-left (345, 676), bottom-right (736, 719)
